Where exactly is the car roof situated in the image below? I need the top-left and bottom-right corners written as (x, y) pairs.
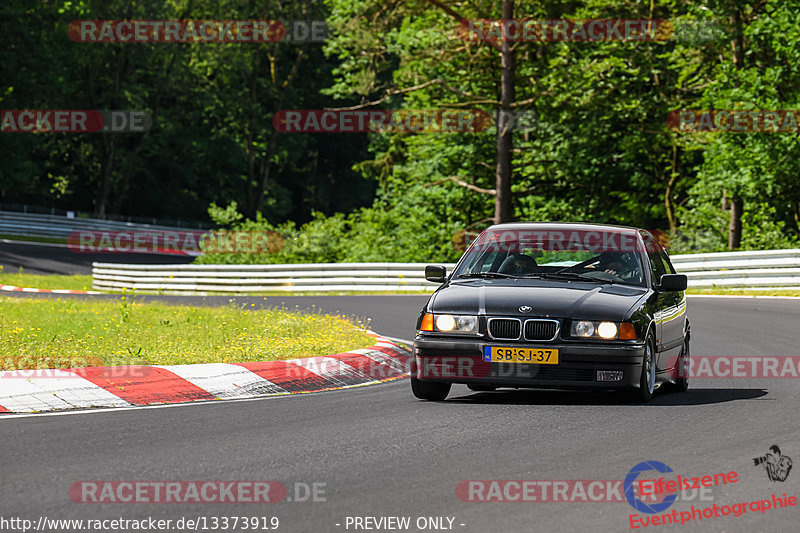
top-left (484, 222), bottom-right (643, 236)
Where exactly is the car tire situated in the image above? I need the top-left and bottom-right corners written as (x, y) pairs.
top-left (411, 377), bottom-right (451, 401)
top-left (630, 333), bottom-right (656, 403)
top-left (467, 384), bottom-right (497, 392)
top-left (674, 334), bottom-right (690, 393)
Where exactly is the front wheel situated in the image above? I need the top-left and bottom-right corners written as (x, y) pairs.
top-left (674, 334), bottom-right (690, 393)
top-left (630, 334), bottom-right (656, 403)
top-left (411, 377), bottom-right (451, 401)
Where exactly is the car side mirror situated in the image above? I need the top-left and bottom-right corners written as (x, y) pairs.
top-left (425, 265), bottom-right (447, 283)
top-left (659, 273), bottom-right (687, 291)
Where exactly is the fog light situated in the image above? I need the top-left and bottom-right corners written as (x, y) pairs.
top-left (597, 370), bottom-right (623, 382)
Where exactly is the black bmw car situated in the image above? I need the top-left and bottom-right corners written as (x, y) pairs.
top-left (411, 223), bottom-right (690, 403)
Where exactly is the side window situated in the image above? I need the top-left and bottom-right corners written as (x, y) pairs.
top-left (641, 233), bottom-right (667, 285)
top-left (647, 252), bottom-right (667, 285)
top-left (659, 249), bottom-right (675, 274)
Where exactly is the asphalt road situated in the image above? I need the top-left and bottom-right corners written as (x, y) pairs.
top-left (1, 294), bottom-right (799, 533)
top-left (0, 240), bottom-right (194, 275)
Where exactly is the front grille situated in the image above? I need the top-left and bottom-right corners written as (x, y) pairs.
top-left (489, 318), bottom-right (521, 340)
top-left (524, 320), bottom-right (559, 341)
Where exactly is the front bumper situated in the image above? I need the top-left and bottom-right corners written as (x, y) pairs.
top-left (414, 335), bottom-right (645, 389)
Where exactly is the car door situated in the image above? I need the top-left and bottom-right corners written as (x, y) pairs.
top-left (641, 232), bottom-right (672, 371)
top-left (658, 247), bottom-right (687, 363)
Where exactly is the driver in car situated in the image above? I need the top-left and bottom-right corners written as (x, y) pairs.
top-left (594, 252), bottom-right (638, 278)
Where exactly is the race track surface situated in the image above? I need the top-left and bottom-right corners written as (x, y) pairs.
top-left (0, 240), bottom-right (194, 275)
top-left (1, 294), bottom-right (798, 533)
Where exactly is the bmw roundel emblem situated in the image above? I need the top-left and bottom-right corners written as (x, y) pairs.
top-left (519, 305), bottom-right (532, 313)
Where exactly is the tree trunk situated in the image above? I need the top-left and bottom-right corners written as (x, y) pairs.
top-left (665, 138), bottom-right (679, 234)
top-left (724, 5), bottom-right (745, 248)
top-left (728, 196), bottom-right (743, 250)
top-left (494, 0), bottom-right (515, 224)
top-left (95, 134), bottom-right (119, 218)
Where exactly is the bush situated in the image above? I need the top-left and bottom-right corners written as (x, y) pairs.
top-left (195, 202), bottom-right (464, 265)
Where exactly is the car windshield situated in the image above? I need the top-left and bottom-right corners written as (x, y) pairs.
top-left (453, 229), bottom-right (647, 287)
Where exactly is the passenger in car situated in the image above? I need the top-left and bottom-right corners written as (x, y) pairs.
top-left (498, 253), bottom-right (538, 276)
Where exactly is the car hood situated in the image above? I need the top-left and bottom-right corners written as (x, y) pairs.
top-left (429, 280), bottom-right (648, 320)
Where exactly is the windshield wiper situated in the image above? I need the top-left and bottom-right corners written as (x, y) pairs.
top-left (525, 271), bottom-right (614, 283)
top-left (457, 272), bottom-right (517, 279)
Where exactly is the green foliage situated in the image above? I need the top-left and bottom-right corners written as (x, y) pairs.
top-left (3, 0), bottom-right (800, 259)
top-left (0, 0), bottom-right (373, 222)
top-left (196, 200), bottom-right (463, 264)
top-left (208, 201), bottom-right (244, 227)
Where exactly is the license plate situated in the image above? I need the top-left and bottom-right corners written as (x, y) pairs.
top-left (484, 346), bottom-right (559, 365)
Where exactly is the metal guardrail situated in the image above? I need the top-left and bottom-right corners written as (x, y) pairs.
top-left (0, 203), bottom-right (208, 228)
top-left (0, 210), bottom-right (208, 240)
top-left (91, 249), bottom-right (800, 294)
top-left (92, 262), bottom-right (459, 293)
top-left (669, 249), bottom-right (800, 288)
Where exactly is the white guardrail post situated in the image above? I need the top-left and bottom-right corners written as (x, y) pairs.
top-left (90, 249), bottom-right (800, 294)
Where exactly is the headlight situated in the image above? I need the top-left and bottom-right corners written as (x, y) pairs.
top-left (420, 313), bottom-right (478, 334)
top-left (570, 321), bottom-right (637, 340)
top-left (436, 315), bottom-right (456, 331)
top-left (573, 321), bottom-right (595, 337)
top-left (597, 322), bottom-right (618, 339)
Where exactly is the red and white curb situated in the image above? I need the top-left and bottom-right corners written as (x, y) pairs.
top-left (0, 333), bottom-right (411, 414)
top-left (0, 284), bottom-right (100, 294)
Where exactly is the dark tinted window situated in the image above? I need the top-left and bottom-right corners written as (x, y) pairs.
top-left (641, 233), bottom-right (667, 285)
top-left (659, 249), bottom-right (675, 275)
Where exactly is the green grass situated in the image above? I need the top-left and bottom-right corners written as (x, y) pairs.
top-left (0, 234), bottom-right (68, 245)
top-left (0, 296), bottom-right (375, 370)
top-left (687, 288), bottom-right (800, 297)
top-left (0, 270), bottom-right (94, 291)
